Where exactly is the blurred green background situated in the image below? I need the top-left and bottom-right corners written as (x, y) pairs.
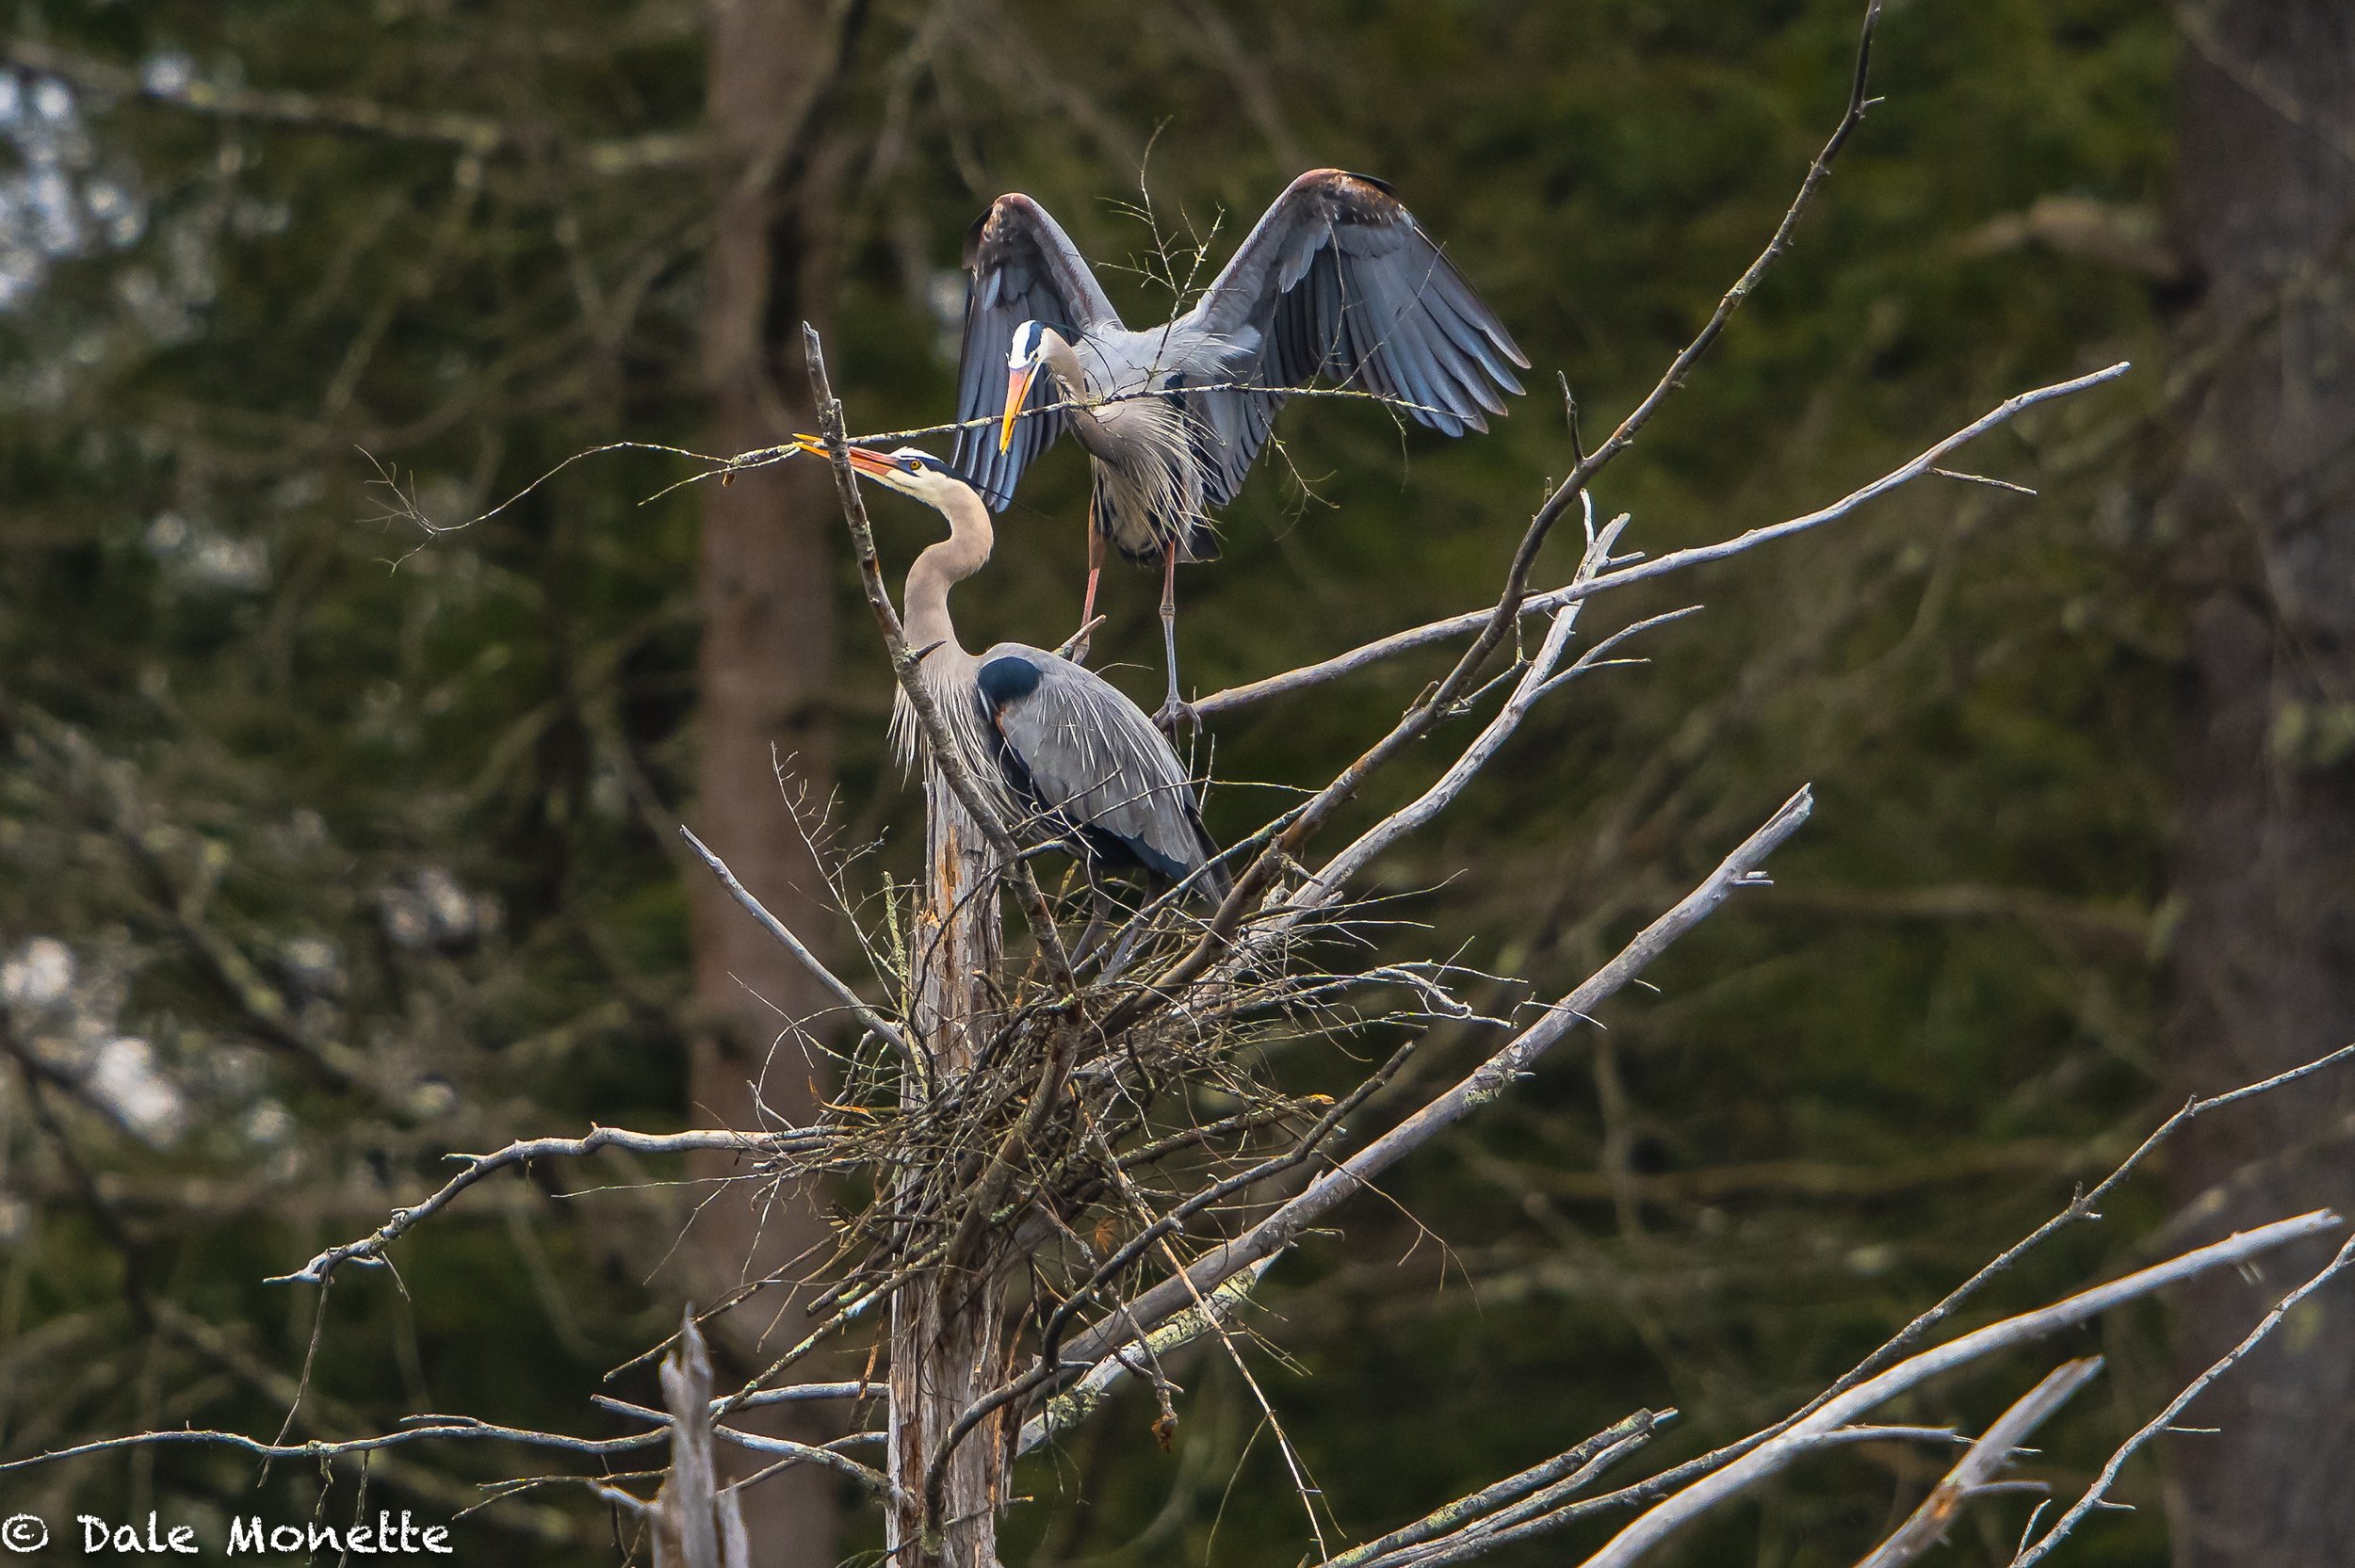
top-left (0, 1), bottom-right (2233, 1563)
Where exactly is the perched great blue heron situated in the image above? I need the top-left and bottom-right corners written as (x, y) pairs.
top-left (951, 169), bottom-right (1531, 728)
top-left (802, 439), bottom-right (1232, 920)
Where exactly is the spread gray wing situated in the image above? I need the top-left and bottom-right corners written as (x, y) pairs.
top-left (953, 195), bottom-right (1124, 511)
top-left (1184, 170), bottom-right (1530, 506)
top-left (976, 646), bottom-right (1226, 895)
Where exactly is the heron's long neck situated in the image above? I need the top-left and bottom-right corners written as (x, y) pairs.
top-left (1040, 328), bottom-right (1103, 441)
top-left (901, 485), bottom-right (996, 654)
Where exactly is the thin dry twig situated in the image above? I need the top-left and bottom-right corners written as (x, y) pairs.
top-left (599, 1386), bottom-right (898, 1502)
top-left (0, 1414), bottom-right (666, 1476)
top-left (273, 1125), bottom-right (819, 1285)
top-left (1813, 1043), bottom-right (2355, 1406)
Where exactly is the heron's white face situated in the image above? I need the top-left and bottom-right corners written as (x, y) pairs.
top-left (853, 445), bottom-right (966, 507)
top-left (1007, 319), bottom-right (1047, 371)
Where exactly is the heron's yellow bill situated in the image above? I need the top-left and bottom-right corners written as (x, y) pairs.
top-left (999, 364), bottom-right (1035, 454)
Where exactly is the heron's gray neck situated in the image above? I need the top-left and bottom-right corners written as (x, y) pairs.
top-left (901, 484), bottom-right (995, 655)
top-left (1036, 327), bottom-right (1107, 442)
top-left (1038, 326), bottom-right (1088, 394)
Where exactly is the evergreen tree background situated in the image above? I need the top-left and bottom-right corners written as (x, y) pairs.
top-left (0, 2), bottom-right (2251, 1563)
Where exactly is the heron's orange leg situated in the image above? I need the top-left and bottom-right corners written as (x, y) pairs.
top-left (1073, 512), bottom-right (1105, 665)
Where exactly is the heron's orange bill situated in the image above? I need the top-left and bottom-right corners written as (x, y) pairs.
top-left (789, 435), bottom-right (896, 478)
top-left (999, 364), bottom-right (1035, 454)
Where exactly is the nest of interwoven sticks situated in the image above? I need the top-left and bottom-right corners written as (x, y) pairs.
top-left (750, 873), bottom-right (1472, 1366)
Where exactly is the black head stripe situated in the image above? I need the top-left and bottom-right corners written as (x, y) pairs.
top-left (976, 654), bottom-right (1044, 710)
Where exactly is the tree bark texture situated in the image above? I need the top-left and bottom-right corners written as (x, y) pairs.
top-left (688, 1), bottom-right (850, 1562)
top-left (2164, 6), bottom-right (2355, 1563)
top-left (888, 772), bottom-right (1008, 1568)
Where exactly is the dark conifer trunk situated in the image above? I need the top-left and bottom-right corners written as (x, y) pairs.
top-left (2163, 6), bottom-right (2355, 1562)
top-left (689, 2), bottom-right (853, 1562)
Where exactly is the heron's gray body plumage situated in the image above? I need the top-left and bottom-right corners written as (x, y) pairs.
top-left (891, 642), bottom-right (1227, 897)
top-left (885, 645), bottom-right (1225, 899)
top-left (952, 169), bottom-right (1532, 560)
top-left (879, 452), bottom-right (1229, 897)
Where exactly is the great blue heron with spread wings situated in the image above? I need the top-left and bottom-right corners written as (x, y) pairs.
top-left (951, 169), bottom-right (1531, 730)
top-left (800, 438), bottom-right (1232, 940)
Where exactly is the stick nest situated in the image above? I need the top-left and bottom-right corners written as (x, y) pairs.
top-left (748, 857), bottom-right (1470, 1372)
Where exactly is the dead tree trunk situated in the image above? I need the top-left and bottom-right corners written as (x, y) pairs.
top-left (654, 1313), bottom-right (754, 1568)
top-left (2163, 5), bottom-right (2355, 1562)
top-left (889, 774), bottom-right (1009, 1568)
top-left (687, 0), bottom-right (851, 1561)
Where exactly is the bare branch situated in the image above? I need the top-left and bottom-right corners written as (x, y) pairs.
top-left (271, 1124), bottom-right (820, 1286)
top-left (0, 1414), bottom-right (666, 1477)
top-left (1429, 0), bottom-right (1888, 719)
top-left (1279, 518), bottom-right (1619, 919)
top-left (1571, 1212), bottom-right (2341, 1568)
top-left (1364, 1430), bottom-right (1967, 1568)
top-left (1064, 786), bottom-right (1812, 1367)
top-left (1854, 1358), bottom-right (2103, 1568)
top-left (1193, 361), bottom-right (2130, 719)
top-left (1558, 0), bottom-right (1885, 493)
top-left (601, 1388), bottom-right (898, 1502)
top-left (1407, 1043), bottom-right (2355, 1564)
top-left (1804, 1043), bottom-right (2355, 1407)
top-left (1930, 466), bottom-right (2038, 496)
top-left (728, 1382), bottom-right (885, 1410)
top-left (1335, 1411), bottom-right (1671, 1568)
top-left (2010, 1233), bottom-right (2355, 1565)
top-left (679, 823), bottom-right (914, 1065)
top-left (1014, 1261), bottom-right (1273, 1457)
top-left (1199, 0), bottom-right (1892, 736)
